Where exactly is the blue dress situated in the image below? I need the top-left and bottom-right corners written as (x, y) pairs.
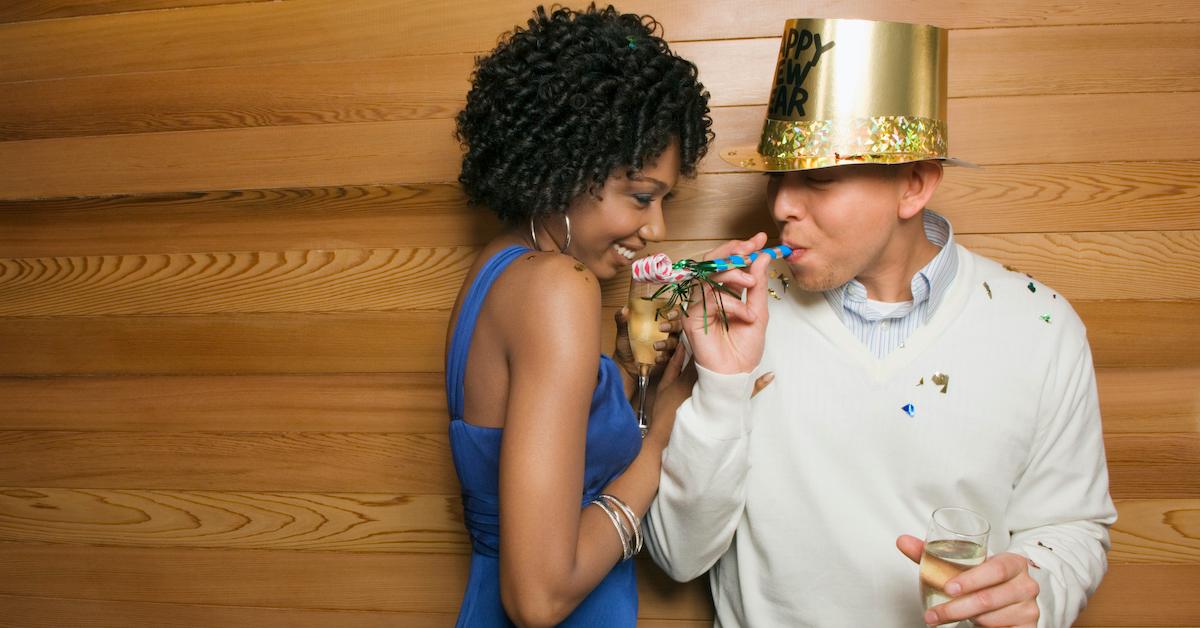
top-left (446, 245), bottom-right (644, 627)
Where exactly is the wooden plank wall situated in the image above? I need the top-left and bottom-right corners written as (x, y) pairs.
top-left (1, 1), bottom-right (1198, 625)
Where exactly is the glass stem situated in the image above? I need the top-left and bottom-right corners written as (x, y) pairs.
top-left (636, 364), bottom-right (651, 437)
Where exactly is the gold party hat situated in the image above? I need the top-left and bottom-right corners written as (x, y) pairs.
top-left (722, 18), bottom-right (975, 171)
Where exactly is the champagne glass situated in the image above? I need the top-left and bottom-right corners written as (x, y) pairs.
top-left (920, 507), bottom-right (990, 620)
top-left (627, 280), bottom-right (671, 435)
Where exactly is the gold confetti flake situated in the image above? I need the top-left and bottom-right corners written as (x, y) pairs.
top-left (931, 372), bottom-right (949, 394)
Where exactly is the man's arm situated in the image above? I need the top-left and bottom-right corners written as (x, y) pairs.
top-left (1004, 331), bottom-right (1116, 627)
top-left (642, 234), bottom-right (772, 582)
top-left (643, 365), bottom-right (755, 581)
top-left (917, 326), bottom-right (1116, 628)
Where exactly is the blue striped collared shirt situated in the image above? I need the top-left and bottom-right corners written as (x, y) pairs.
top-left (823, 210), bottom-right (958, 358)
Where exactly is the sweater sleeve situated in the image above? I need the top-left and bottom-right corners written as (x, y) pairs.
top-left (1005, 329), bottom-right (1117, 627)
top-left (643, 362), bottom-right (756, 582)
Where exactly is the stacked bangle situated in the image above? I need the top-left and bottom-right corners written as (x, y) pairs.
top-left (589, 493), bottom-right (642, 561)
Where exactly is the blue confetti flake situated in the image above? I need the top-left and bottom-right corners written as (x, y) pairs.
top-left (901, 403), bottom-right (916, 417)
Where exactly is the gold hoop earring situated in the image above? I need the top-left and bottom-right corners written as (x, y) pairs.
top-left (560, 213), bottom-right (572, 253)
top-left (528, 216), bottom-right (541, 251)
top-left (529, 214), bottom-right (571, 254)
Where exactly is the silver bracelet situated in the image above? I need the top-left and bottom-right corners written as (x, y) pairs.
top-left (600, 494), bottom-right (642, 556)
top-left (590, 497), bottom-right (633, 561)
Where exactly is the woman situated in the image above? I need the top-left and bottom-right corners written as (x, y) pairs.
top-left (446, 4), bottom-right (712, 626)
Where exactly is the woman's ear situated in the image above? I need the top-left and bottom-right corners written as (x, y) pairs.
top-left (897, 160), bottom-right (944, 220)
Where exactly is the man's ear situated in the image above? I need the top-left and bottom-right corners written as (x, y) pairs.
top-left (897, 160), bottom-right (944, 220)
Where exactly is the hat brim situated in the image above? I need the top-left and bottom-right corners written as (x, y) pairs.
top-left (720, 147), bottom-right (979, 171)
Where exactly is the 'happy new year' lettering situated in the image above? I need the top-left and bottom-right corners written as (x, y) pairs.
top-left (769, 29), bottom-right (835, 118)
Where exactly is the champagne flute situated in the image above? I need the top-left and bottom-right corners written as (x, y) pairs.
top-left (920, 507), bottom-right (990, 621)
top-left (627, 280), bottom-right (671, 435)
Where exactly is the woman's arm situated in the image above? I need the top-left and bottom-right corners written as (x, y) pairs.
top-left (494, 254), bottom-right (673, 627)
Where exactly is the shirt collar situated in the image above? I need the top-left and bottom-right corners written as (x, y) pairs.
top-left (825, 210), bottom-right (958, 322)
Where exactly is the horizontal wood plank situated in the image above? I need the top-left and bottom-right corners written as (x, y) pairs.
top-left (0, 311), bottom-right (451, 375)
top-left (1, 232), bottom-right (1195, 316)
top-left (0, 431), bottom-right (459, 493)
top-left (2, 162), bottom-right (1198, 258)
top-left (4, 93), bottom-right (1199, 199)
top-left (0, 594), bottom-right (458, 628)
top-left (0, 247), bottom-right (480, 315)
top-left (0, 301), bottom-right (1196, 376)
top-left (0, 543), bottom-right (712, 618)
top-left (2, 488), bottom-right (1195, 563)
top-left (1098, 368), bottom-right (1200, 434)
top-left (0, 432), bottom-right (1191, 497)
top-left (1105, 435), bottom-right (1200, 499)
top-left (1109, 499), bottom-right (1200, 565)
top-left (3, 367), bottom-right (1193, 434)
top-left (0, 183), bottom-right (501, 255)
top-left (0, 489), bottom-right (468, 554)
top-left (7, 23), bottom-right (1198, 141)
top-left (1073, 301), bottom-right (1200, 369)
top-left (1075, 565), bottom-right (1200, 625)
top-left (0, 54), bottom-right (475, 141)
top-left (0, 373), bottom-right (448, 433)
top-left (0, 1), bottom-right (271, 24)
top-left (0, 543), bottom-right (1191, 623)
top-left (0, 118), bottom-right (463, 200)
top-left (4, 1), bottom-right (1200, 83)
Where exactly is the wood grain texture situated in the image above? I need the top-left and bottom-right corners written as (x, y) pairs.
top-left (0, 373), bottom-right (448, 433)
top-left (1098, 368), bottom-right (1200, 434)
top-left (6, 23), bottom-right (1197, 141)
top-left (0, 431), bottom-right (458, 493)
top-left (5, 93), bottom-right (1200, 199)
top-left (0, 543), bottom-right (1192, 623)
top-left (0, 118), bottom-right (463, 200)
top-left (4, 1), bottom-right (1200, 83)
top-left (1, 233), bottom-right (1195, 317)
top-left (1073, 301), bottom-right (1200, 369)
top-left (1, 301), bottom-right (1196, 376)
top-left (0, 431), bottom-right (1190, 498)
top-left (0, 183), bottom-right (501, 256)
top-left (1075, 565), bottom-right (1200, 625)
top-left (0, 543), bottom-right (713, 618)
top-left (3, 162), bottom-right (1198, 258)
top-left (0, 311), bottom-right (450, 375)
top-left (3, 367), bottom-right (1193, 434)
top-left (0, 247), bottom-right (480, 315)
top-left (0, 54), bottom-right (475, 141)
top-left (1108, 499), bottom-right (1200, 564)
top-left (1106, 435), bottom-right (1200, 499)
top-left (0, 594), bottom-right (460, 628)
top-left (0, 1), bottom-right (272, 23)
top-left (0, 489), bottom-right (469, 554)
top-left (1, 488), bottom-right (1194, 563)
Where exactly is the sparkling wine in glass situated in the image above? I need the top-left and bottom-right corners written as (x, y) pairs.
top-left (920, 507), bottom-right (989, 618)
top-left (627, 280), bottom-right (671, 435)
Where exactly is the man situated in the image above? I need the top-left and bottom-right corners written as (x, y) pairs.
top-left (644, 18), bottom-right (1116, 627)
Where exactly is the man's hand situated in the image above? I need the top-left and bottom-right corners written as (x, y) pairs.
top-left (897, 535), bottom-right (1040, 627)
top-left (683, 232), bottom-right (772, 375)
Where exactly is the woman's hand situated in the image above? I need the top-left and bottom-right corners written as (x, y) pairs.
top-left (683, 232), bottom-right (772, 375)
top-left (613, 305), bottom-right (682, 400)
top-left (644, 343), bottom-right (695, 449)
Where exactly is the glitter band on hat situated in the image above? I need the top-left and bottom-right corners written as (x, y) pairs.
top-left (721, 18), bottom-right (975, 171)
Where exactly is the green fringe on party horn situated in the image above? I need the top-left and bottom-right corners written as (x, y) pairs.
top-left (648, 269), bottom-right (741, 333)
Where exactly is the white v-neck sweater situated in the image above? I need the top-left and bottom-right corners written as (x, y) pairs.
top-left (645, 245), bottom-right (1117, 628)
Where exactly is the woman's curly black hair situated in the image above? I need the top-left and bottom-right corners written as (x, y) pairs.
top-left (456, 4), bottom-right (713, 223)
